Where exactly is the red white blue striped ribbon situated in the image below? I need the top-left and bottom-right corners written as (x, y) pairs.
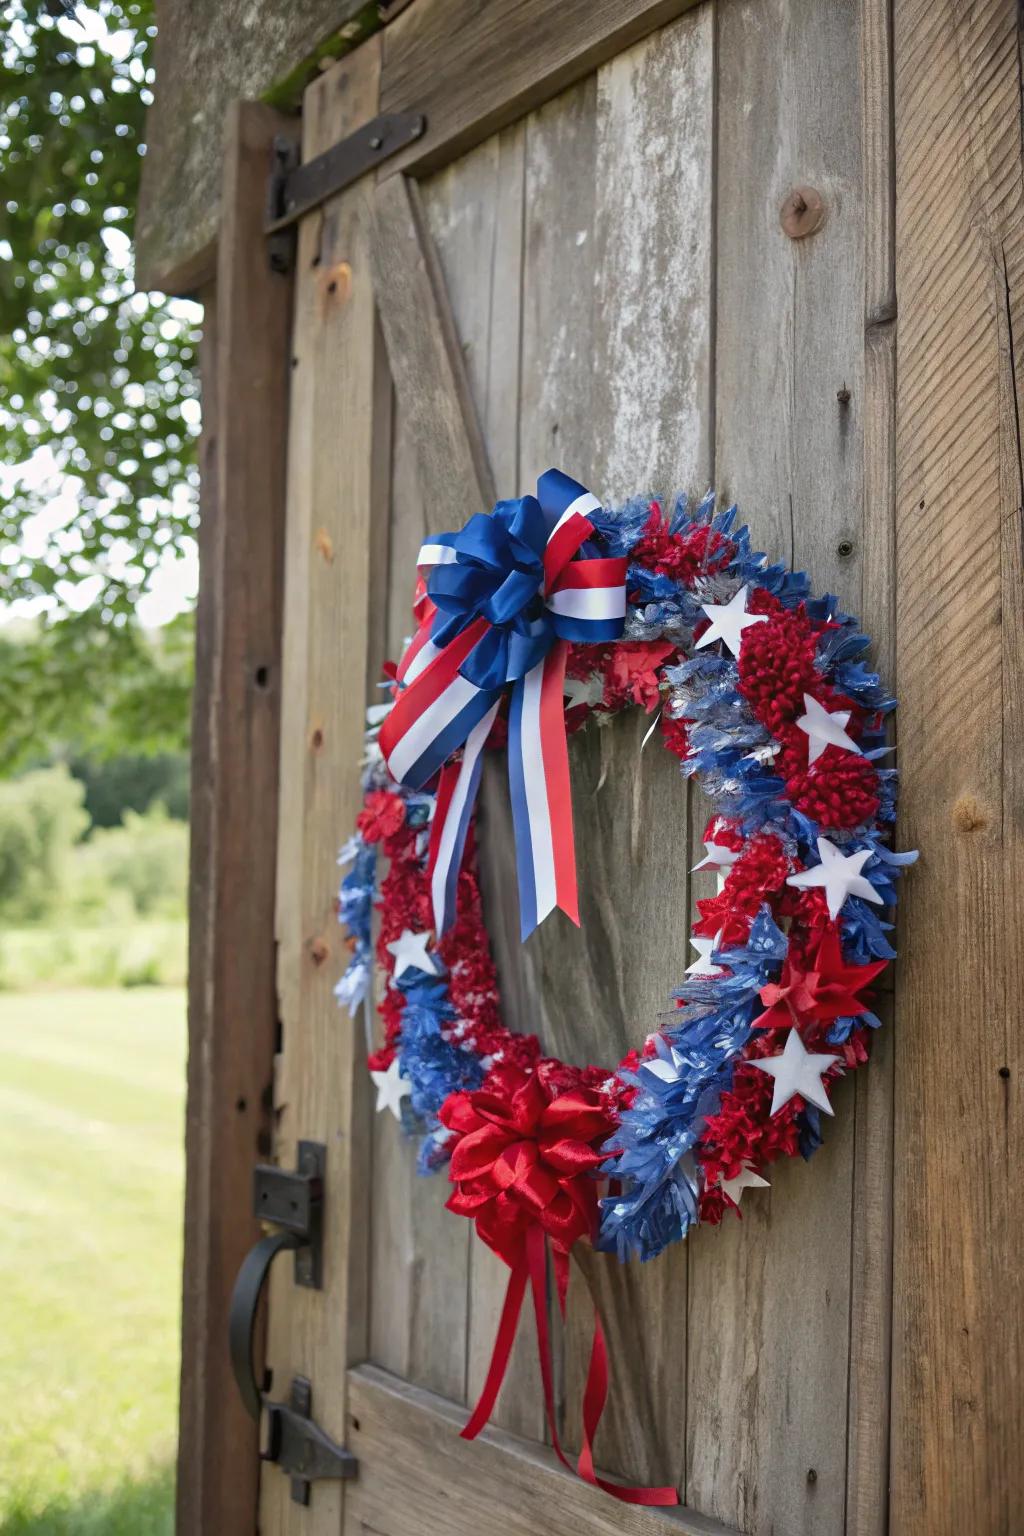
top-left (380, 472), bottom-right (626, 940)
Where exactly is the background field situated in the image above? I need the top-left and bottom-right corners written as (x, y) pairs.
top-left (0, 987), bottom-right (185, 1535)
top-left (0, 920), bottom-right (186, 993)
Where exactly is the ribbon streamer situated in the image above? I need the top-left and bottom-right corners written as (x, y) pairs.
top-left (440, 1067), bottom-right (678, 1506)
top-left (462, 1226), bottom-right (678, 1507)
top-left (380, 470), bottom-right (627, 940)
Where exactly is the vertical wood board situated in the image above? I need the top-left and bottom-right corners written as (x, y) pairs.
top-left (261, 40), bottom-right (385, 1536)
top-left (176, 99), bottom-right (292, 1536)
top-left (421, 124), bottom-right (545, 1440)
top-left (686, 2), bottom-right (870, 1532)
top-left (890, 1), bottom-right (1024, 1532)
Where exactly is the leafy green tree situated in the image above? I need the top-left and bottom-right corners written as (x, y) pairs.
top-left (0, 609), bottom-right (193, 772)
top-left (71, 746), bottom-right (189, 826)
top-left (0, 0), bottom-right (199, 764)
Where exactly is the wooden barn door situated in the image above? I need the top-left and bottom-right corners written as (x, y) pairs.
top-left (259, 4), bottom-right (894, 1533)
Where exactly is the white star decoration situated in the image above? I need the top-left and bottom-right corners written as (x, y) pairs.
top-left (370, 1056), bottom-right (411, 1120)
top-left (753, 1028), bottom-right (840, 1117)
top-left (563, 673), bottom-right (605, 710)
top-left (691, 838), bottom-right (742, 874)
top-left (694, 586), bottom-right (768, 658)
top-left (686, 935), bottom-right (724, 977)
top-left (385, 928), bottom-right (439, 980)
top-left (786, 835), bottom-right (883, 920)
top-left (796, 692), bottom-right (863, 765)
top-left (642, 1040), bottom-right (687, 1084)
top-left (719, 1165), bottom-right (770, 1205)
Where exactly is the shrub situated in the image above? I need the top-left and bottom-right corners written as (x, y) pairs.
top-left (0, 765), bottom-right (89, 924)
top-left (72, 803), bottom-right (188, 922)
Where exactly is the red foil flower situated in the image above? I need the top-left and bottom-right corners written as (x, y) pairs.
top-left (754, 924), bottom-right (886, 1038)
top-left (441, 1065), bottom-right (618, 1267)
top-left (357, 789), bottom-right (408, 844)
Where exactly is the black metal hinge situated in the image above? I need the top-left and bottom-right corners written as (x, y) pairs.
top-left (266, 111), bottom-right (426, 272)
top-left (261, 1375), bottom-right (357, 1507)
top-left (228, 1141), bottom-right (358, 1501)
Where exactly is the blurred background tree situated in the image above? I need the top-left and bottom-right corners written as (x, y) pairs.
top-left (0, 0), bottom-right (200, 771)
top-left (0, 10), bottom-right (194, 1531)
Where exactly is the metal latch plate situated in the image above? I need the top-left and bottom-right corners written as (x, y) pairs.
top-left (253, 1140), bottom-right (324, 1288)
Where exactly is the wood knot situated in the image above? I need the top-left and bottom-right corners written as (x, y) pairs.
top-left (310, 725), bottom-right (325, 752)
top-left (780, 185), bottom-right (826, 239)
top-left (952, 794), bottom-right (989, 833)
top-left (320, 260), bottom-right (352, 310)
top-left (310, 936), bottom-right (330, 967)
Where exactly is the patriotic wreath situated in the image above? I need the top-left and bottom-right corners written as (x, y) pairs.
top-left (336, 470), bottom-right (915, 1504)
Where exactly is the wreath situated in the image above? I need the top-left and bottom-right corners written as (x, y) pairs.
top-left (337, 470), bottom-right (915, 1505)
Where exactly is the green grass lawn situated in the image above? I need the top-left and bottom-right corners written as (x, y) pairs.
top-left (0, 987), bottom-right (185, 1535)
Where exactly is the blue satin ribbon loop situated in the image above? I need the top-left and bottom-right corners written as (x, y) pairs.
top-left (427, 489), bottom-right (572, 692)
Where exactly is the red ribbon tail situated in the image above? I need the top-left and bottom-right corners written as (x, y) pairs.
top-left (462, 1228), bottom-right (678, 1507)
top-left (461, 1250), bottom-right (529, 1441)
top-left (576, 1315), bottom-right (678, 1505)
top-left (538, 642), bottom-right (579, 928)
top-left (426, 759), bottom-right (461, 886)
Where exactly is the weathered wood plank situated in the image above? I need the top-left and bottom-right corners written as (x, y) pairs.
top-left (260, 40), bottom-right (385, 1535)
top-left (590, 15), bottom-right (713, 500)
top-left (891, 2), bottom-right (1024, 1531)
top-left (366, 290), bottom-right (478, 1413)
top-left (687, 2), bottom-right (867, 1530)
top-left (379, 0), bottom-right (703, 179)
top-left (560, 12), bottom-right (713, 1495)
top-left (368, 1091), bottom-right (471, 1401)
top-left (845, 5), bottom-right (897, 1529)
top-left (419, 123), bottom-right (544, 1438)
top-left (176, 100), bottom-right (293, 1536)
top-left (369, 173), bottom-right (495, 517)
top-left (179, 273), bottom-right (219, 1536)
top-left (343, 1364), bottom-right (737, 1536)
top-left (846, 1000), bottom-right (894, 1536)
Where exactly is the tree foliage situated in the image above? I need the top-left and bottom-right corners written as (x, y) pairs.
top-left (0, 761), bottom-right (89, 921)
top-left (0, 0), bottom-right (199, 763)
top-left (0, 611), bottom-right (193, 772)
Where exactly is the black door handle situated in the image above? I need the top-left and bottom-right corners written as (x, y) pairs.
top-left (227, 1141), bottom-right (356, 1502)
top-left (228, 1228), bottom-right (302, 1420)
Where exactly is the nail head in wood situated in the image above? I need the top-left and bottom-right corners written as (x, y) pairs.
top-left (780, 185), bottom-right (826, 239)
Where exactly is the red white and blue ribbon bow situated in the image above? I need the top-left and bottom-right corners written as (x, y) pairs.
top-left (379, 469), bottom-right (627, 940)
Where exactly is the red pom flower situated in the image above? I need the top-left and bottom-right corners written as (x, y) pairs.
top-left (737, 604), bottom-right (820, 733)
top-left (632, 503), bottom-right (734, 583)
top-left (357, 789), bottom-right (407, 844)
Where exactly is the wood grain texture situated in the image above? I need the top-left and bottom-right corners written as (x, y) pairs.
top-left (686, 2), bottom-right (868, 1531)
top-left (343, 1364), bottom-right (736, 1536)
top-left (420, 122), bottom-right (545, 1441)
top-left (891, 1), bottom-right (1024, 1531)
top-left (369, 173), bottom-right (495, 517)
top-left (379, 0), bottom-right (702, 179)
top-left (260, 41), bottom-right (385, 1535)
top-left (176, 101), bottom-right (293, 1536)
top-left (365, 168), bottom-right (487, 1405)
top-left (846, 5), bottom-right (897, 1530)
top-left (541, 16), bottom-right (712, 1493)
